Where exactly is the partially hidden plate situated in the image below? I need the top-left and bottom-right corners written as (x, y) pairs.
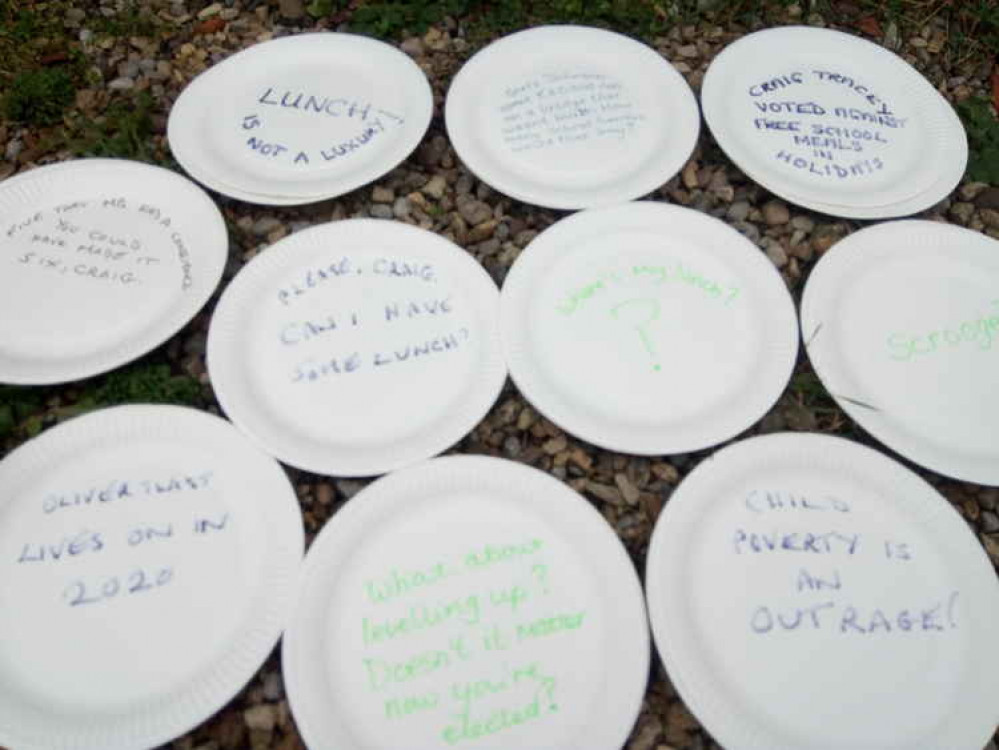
top-left (701, 26), bottom-right (966, 219)
top-left (500, 202), bottom-right (799, 455)
top-left (0, 159), bottom-right (227, 384)
top-left (207, 219), bottom-right (507, 476)
top-left (0, 405), bottom-right (304, 750)
top-left (646, 432), bottom-right (999, 750)
top-left (283, 454), bottom-right (650, 750)
top-left (445, 25), bottom-right (700, 210)
top-left (168, 33), bottom-right (433, 205)
top-left (801, 220), bottom-right (999, 485)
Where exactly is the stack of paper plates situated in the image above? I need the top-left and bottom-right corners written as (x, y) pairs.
top-left (702, 26), bottom-right (966, 218)
top-left (0, 159), bottom-right (227, 384)
top-left (283, 455), bottom-right (650, 750)
top-left (168, 33), bottom-right (433, 205)
top-left (446, 25), bottom-right (700, 209)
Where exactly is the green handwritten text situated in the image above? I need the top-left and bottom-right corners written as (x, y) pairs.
top-left (557, 262), bottom-right (740, 316)
top-left (887, 301), bottom-right (999, 361)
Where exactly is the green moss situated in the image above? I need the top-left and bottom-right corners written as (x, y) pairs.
top-left (0, 386), bottom-right (46, 440)
top-left (957, 97), bottom-right (999, 185)
top-left (93, 364), bottom-right (203, 408)
top-left (2, 67), bottom-right (75, 126)
top-left (71, 91), bottom-right (161, 163)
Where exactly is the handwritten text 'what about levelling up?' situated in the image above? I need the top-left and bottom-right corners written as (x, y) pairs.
top-left (355, 538), bottom-right (588, 745)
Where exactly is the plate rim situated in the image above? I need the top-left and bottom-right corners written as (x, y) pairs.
top-left (0, 403), bottom-right (304, 750)
top-left (167, 31), bottom-right (433, 205)
top-left (206, 218), bottom-right (508, 477)
top-left (645, 431), bottom-right (999, 750)
top-left (0, 158), bottom-right (227, 385)
top-left (500, 200), bottom-right (800, 454)
top-left (444, 24), bottom-right (701, 210)
top-left (282, 453), bottom-right (651, 750)
top-left (701, 25), bottom-right (967, 219)
top-left (800, 219), bottom-right (999, 485)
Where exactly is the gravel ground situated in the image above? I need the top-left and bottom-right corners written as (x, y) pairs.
top-left (2, 0), bottom-right (999, 748)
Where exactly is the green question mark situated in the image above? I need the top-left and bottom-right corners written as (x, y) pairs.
top-left (610, 298), bottom-right (662, 372)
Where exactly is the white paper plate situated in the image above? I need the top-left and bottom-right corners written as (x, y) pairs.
top-left (207, 219), bottom-right (506, 476)
top-left (801, 220), bottom-right (999, 485)
top-left (646, 432), bottom-right (999, 750)
top-left (500, 202), bottom-right (798, 454)
top-left (701, 26), bottom-right (966, 219)
top-left (0, 405), bottom-right (304, 750)
top-left (168, 33), bottom-right (433, 205)
top-left (283, 454), bottom-right (649, 750)
top-left (445, 25), bottom-right (700, 210)
top-left (0, 159), bottom-right (227, 384)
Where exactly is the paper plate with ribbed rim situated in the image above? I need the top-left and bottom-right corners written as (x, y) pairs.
top-left (207, 219), bottom-right (507, 477)
top-left (168, 32), bottom-right (433, 205)
top-left (646, 432), bottom-right (999, 750)
top-left (283, 454), bottom-right (650, 750)
top-left (0, 405), bottom-right (304, 750)
top-left (801, 220), bottom-right (999, 485)
top-left (701, 26), bottom-right (966, 219)
top-left (445, 25), bottom-right (700, 210)
top-left (500, 202), bottom-right (798, 455)
top-left (0, 159), bottom-right (227, 385)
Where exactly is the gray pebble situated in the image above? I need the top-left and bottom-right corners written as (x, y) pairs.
top-left (790, 215), bottom-right (815, 232)
top-left (400, 37), bottom-right (424, 57)
top-left (392, 197), bottom-right (411, 220)
top-left (763, 237), bottom-right (788, 267)
top-left (503, 436), bottom-right (521, 457)
top-left (243, 704), bottom-right (276, 732)
top-left (262, 672), bottom-right (284, 701)
top-left (107, 77), bottom-right (135, 91)
top-left (762, 200), bottom-right (790, 226)
top-left (371, 185), bottom-right (393, 203)
top-left (5, 140), bottom-right (22, 161)
top-left (979, 490), bottom-right (998, 511)
top-left (981, 510), bottom-right (999, 534)
top-left (949, 202), bottom-right (975, 224)
top-left (726, 201), bottom-right (750, 222)
top-left (732, 220), bottom-right (761, 243)
top-left (252, 216), bottom-right (282, 236)
top-left (513, 229), bottom-right (538, 248)
top-left (118, 61), bottom-right (140, 79)
top-left (369, 204), bottom-right (393, 219)
top-left (422, 175), bottom-right (447, 200)
top-left (458, 199), bottom-right (492, 226)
